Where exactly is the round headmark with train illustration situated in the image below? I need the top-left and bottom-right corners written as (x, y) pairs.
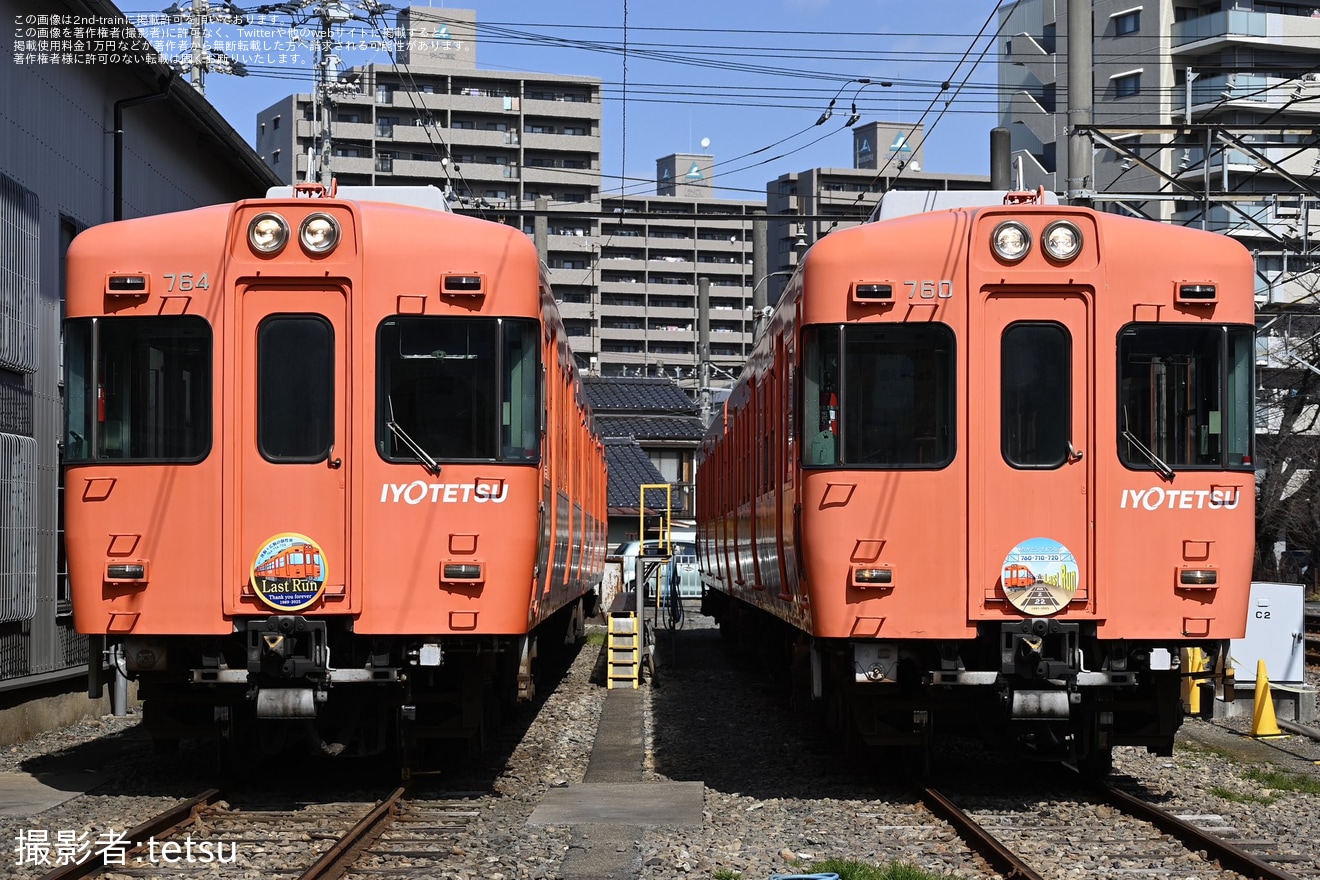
top-left (1001, 537), bottom-right (1079, 616)
top-left (250, 533), bottom-right (328, 612)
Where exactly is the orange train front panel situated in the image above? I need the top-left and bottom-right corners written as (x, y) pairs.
top-left (355, 466), bottom-right (542, 634)
top-left (63, 189), bottom-right (605, 756)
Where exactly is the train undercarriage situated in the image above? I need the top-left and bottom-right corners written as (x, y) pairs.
top-left (705, 591), bottom-right (1227, 778)
top-left (103, 593), bottom-right (596, 766)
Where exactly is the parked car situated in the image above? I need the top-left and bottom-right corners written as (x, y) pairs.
top-left (613, 539), bottom-right (701, 600)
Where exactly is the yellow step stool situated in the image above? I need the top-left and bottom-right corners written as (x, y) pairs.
top-left (607, 612), bottom-right (640, 689)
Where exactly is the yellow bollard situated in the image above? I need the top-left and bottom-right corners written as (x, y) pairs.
top-left (1251, 659), bottom-right (1284, 738)
top-left (1182, 648), bottom-right (1205, 715)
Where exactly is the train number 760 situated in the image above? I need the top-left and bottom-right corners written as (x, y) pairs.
top-left (904, 280), bottom-right (954, 299)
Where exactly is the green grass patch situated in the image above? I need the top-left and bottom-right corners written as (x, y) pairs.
top-left (1209, 784), bottom-right (1276, 805)
top-left (1243, 766), bottom-right (1320, 795)
top-left (584, 630), bottom-right (607, 647)
top-left (805, 859), bottom-right (950, 880)
top-left (1177, 740), bottom-right (1240, 763)
top-left (711, 871), bottom-right (741, 880)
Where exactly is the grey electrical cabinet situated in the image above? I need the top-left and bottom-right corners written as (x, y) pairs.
top-left (1230, 582), bottom-right (1306, 685)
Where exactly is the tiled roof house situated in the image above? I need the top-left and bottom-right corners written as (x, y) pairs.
top-left (585, 377), bottom-right (703, 545)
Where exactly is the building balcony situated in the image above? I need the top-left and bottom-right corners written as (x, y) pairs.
top-left (598, 303), bottom-right (646, 317)
top-left (326, 155), bottom-right (375, 176)
top-left (444, 93), bottom-right (520, 114)
top-left (598, 326), bottom-right (648, 340)
top-left (1170, 200), bottom-right (1317, 241)
top-left (1172, 9), bottom-right (1320, 52)
top-left (523, 165), bottom-right (596, 186)
top-left (521, 132), bottom-right (603, 153)
top-left (522, 97), bottom-right (600, 119)
top-left (329, 121), bottom-right (377, 141)
top-left (1179, 73), bottom-right (1320, 119)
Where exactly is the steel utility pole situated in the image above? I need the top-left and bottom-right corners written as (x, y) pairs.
top-left (167, 0), bottom-right (248, 95)
top-left (698, 277), bottom-right (711, 428)
top-left (1067, 0), bottom-right (1094, 205)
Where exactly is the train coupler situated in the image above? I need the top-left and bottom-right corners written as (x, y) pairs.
top-left (247, 616), bottom-right (329, 679)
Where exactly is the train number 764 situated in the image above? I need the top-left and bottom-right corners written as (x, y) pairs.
top-left (162, 273), bottom-right (210, 292)
top-left (904, 280), bottom-right (954, 299)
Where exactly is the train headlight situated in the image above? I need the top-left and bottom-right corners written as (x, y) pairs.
top-left (248, 213), bottom-right (289, 254)
top-left (299, 213), bottom-right (340, 254)
top-left (1042, 220), bottom-right (1083, 261)
top-left (991, 220), bottom-right (1031, 262)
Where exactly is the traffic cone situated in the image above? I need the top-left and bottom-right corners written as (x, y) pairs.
top-left (1251, 659), bottom-right (1284, 738)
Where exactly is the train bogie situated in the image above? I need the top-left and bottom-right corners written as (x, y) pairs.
top-left (697, 196), bottom-right (1255, 773)
top-left (65, 185), bottom-right (607, 759)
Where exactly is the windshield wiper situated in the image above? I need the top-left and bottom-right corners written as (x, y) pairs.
top-left (1121, 429), bottom-right (1174, 481)
top-left (387, 421), bottom-right (440, 476)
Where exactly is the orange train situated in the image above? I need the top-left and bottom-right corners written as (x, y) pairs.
top-left (65, 184), bottom-right (607, 760)
top-left (696, 192), bottom-right (1256, 775)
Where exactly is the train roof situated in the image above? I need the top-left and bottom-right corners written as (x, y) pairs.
top-left (264, 184), bottom-right (451, 212)
top-left (868, 189), bottom-right (1059, 222)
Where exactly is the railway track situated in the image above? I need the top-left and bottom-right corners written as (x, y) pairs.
top-left (34, 783), bottom-right (481, 879)
top-left (918, 780), bottom-right (1311, 880)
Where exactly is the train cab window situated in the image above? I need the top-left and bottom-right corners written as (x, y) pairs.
top-left (801, 324), bottom-right (954, 468)
top-left (257, 316), bottom-right (333, 462)
top-left (1118, 324), bottom-right (1255, 471)
top-left (63, 317), bottom-right (211, 463)
top-left (377, 317), bottom-right (540, 463)
top-left (1002, 322), bottom-right (1070, 468)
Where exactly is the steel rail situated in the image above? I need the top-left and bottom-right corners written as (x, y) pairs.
top-left (917, 785), bottom-right (1046, 880)
top-left (297, 784), bottom-right (409, 880)
top-left (37, 788), bottom-right (222, 880)
top-left (1097, 784), bottom-right (1303, 880)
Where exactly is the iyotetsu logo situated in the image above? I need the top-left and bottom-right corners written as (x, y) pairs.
top-left (379, 480), bottom-right (509, 504)
top-left (1119, 486), bottom-right (1242, 510)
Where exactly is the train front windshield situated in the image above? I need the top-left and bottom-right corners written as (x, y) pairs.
top-left (1119, 323), bottom-right (1254, 470)
top-left (377, 317), bottom-right (540, 463)
top-left (64, 316), bottom-right (212, 463)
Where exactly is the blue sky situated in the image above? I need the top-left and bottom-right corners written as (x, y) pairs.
top-left (122, 0), bottom-right (1003, 198)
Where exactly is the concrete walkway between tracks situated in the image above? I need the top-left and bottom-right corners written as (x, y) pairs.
top-left (529, 686), bottom-right (704, 879)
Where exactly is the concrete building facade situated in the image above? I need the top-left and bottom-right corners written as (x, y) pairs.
top-left (2, 0), bottom-right (279, 739)
top-left (999, 0), bottom-right (1320, 307)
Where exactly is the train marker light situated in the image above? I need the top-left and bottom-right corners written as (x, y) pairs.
top-left (1042, 220), bottom-right (1082, 261)
top-left (442, 562), bottom-right (484, 583)
top-left (991, 220), bottom-right (1031, 262)
top-left (105, 562), bottom-right (147, 581)
top-left (249, 212), bottom-right (289, 254)
top-left (105, 275), bottom-right (149, 296)
top-left (1177, 283), bottom-right (1217, 302)
top-left (442, 274), bottom-right (486, 296)
top-left (851, 282), bottom-right (894, 302)
top-left (1178, 568), bottom-right (1218, 588)
top-left (299, 213), bottom-right (340, 254)
top-left (852, 566), bottom-right (893, 587)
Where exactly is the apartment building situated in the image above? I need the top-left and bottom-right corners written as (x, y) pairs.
top-left (999, 0), bottom-right (1320, 305)
top-left (765, 122), bottom-right (990, 303)
top-left (255, 5), bottom-right (603, 298)
top-left (575, 185), bottom-right (764, 384)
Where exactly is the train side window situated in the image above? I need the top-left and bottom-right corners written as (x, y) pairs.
top-left (501, 319), bottom-right (541, 461)
top-left (258, 315), bottom-right (333, 462)
top-left (1001, 322), bottom-right (1070, 469)
top-left (800, 326), bottom-right (840, 466)
top-left (1118, 323), bottom-right (1255, 470)
top-left (63, 316), bottom-right (211, 463)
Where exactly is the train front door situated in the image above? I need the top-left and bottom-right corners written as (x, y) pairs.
top-left (231, 285), bottom-right (351, 616)
top-left (971, 290), bottom-right (1093, 618)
